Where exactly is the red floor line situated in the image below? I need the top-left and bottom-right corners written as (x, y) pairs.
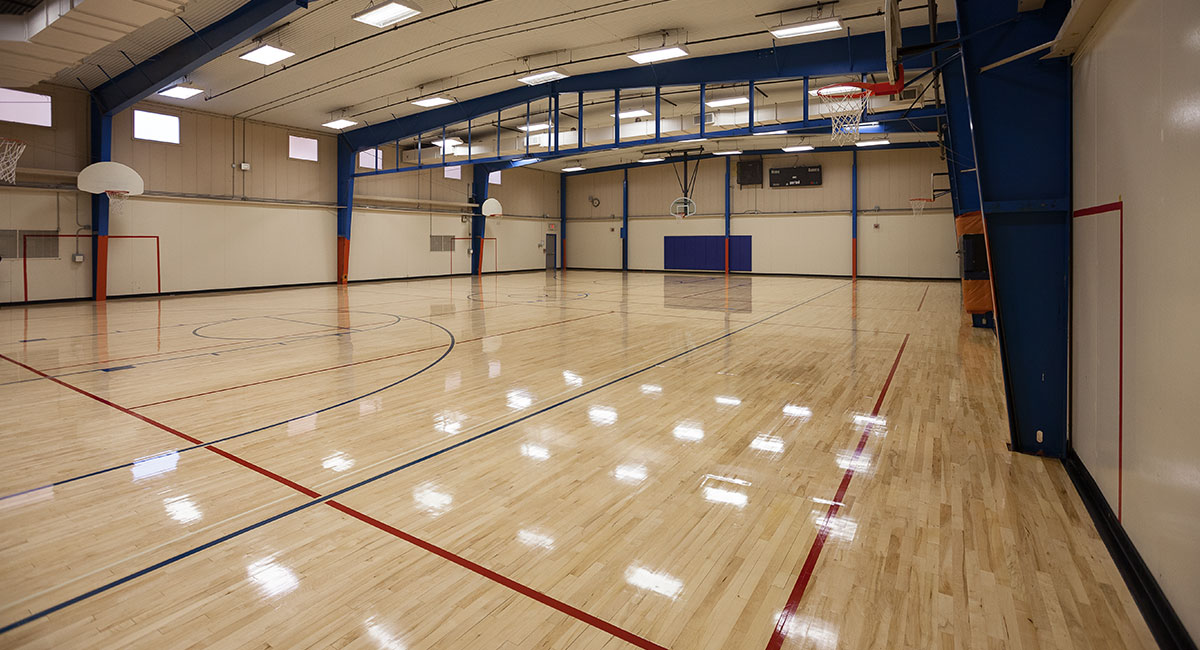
top-left (325, 501), bottom-right (669, 650)
top-left (0, 350), bottom-right (663, 648)
top-left (130, 311), bottom-right (612, 410)
top-left (764, 333), bottom-right (909, 650)
top-left (916, 285), bottom-right (929, 312)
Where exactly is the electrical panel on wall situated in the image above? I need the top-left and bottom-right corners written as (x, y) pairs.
top-left (769, 165), bottom-right (822, 187)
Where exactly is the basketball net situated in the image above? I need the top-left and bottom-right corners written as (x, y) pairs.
top-left (817, 89), bottom-right (873, 145)
top-left (909, 197), bottom-right (934, 217)
top-left (0, 137), bottom-right (27, 185)
top-left (106, 190), bottom-right (129, 218)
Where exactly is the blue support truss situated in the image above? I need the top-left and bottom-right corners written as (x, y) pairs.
top-left (92, 0), bottom-right (309, 116)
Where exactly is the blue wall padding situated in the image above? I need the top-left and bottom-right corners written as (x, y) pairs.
top-left (663, 235), bottom-right (751, 272)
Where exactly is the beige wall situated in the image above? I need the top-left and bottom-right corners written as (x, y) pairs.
top-left (1071, 0), bottom-right (1200, 638)
top-left (565, 147), bottom-right (957, 277)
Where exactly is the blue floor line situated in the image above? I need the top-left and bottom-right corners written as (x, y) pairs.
top-left (0, 282), bottom-right (848, 634)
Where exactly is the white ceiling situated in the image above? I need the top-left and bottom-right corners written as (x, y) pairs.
top-left (51, 0), bottom-right (954, 131)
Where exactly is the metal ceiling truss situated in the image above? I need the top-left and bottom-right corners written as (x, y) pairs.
top-left (342, 21), bottom-right (958, 159)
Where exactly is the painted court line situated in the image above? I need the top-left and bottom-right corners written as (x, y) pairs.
top-left (0, 282), bottom-right (850, 640)
top-left (764, 333), bottom-right (909, 650)
top-left (131, 311), bottom-right (608, 409)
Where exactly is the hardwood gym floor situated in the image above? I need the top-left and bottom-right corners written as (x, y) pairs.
top-left (0, 271), bottom-right (1154, 649)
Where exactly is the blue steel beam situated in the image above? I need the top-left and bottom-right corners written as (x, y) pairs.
top-left (953, 0), bottom-right (1072, 457)
top-left (352, 108), bottom-right (945, 178)
top-left (344, 22), bottom-right (957, 152)
top-left (93, 0), bottom-right (309, 116)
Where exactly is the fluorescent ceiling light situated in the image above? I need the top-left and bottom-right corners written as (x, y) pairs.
top-left (783, 145), bottom-right (814, 152)
top-left (859, 122), bottom-right (880, 128)
top-left (518, 70), bottom-right (568, 85)
top-left (157, 85), bottom-right (203, 99)
top-left (412, 96), bottom-right (452, 107)
top-left (352, 1), bottom-right (421, 27)
top-left (322, 118), bottom-right (357, 129)
top-left (754, 129), bottom-right (787, 135)
top-left (239, 44), bottom-right (295, 65)
top-left (638, 157), bottom-right (665, 163)
top-left (628, 46), bottom-right (689, 64)
top-left (810, 84), bottom-right (861, 96)
top-left (514, 157), bottom-right (540, 164)
top-left (517, 122), bottom-right (550, 132)
top-left (713, 150), bottom-right (742, 155)
top-left (770, 19), bottom-right (843, 39)
top-left (705, 96), bottom-right (749, 108)
top-left (679, 138), bottom-right (707, 143)
top-left (431, 137), bottom-right (462, 147)
top-left (611, 109), bottom-right (652, 119)
top-left (855, 139), bottom-right (890, 147)
top-left (561, 166), bottom-right (586, 172)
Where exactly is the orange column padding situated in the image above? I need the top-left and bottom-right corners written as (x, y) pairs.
top-left (336, 236), bottom-right (350, 285)
top-left (954, 211), bottom-right (993, 314)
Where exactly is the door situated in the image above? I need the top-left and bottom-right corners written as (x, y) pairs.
top-left (545, 233), bottom-right (557, 270)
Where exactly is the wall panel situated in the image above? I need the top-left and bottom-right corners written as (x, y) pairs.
top-left (1071, 0), bottom-right (1200, 637)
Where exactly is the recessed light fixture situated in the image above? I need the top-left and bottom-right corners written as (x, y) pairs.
top-left (628, 46), bottom-right (689, 64)
top-left (753, 129), bottom-right (788, 136)
top-left (239, 44), bottom-right (295, 65)
top-left (713, 150), bottom-right (742, 155)
top-left (611, 109), bottom-right (652, 119)
top-left (705, 96), bottom-right (749, 108)
top-left (517, 123), bottom-right (550, 132)
top-left (562, 166), bottom-right (586, 172)
top-left (412, 96), bottom-right (453, 107)
top-left (783, 145), bottom-right (814, 152)
top-left (352, 1), bottom-right (421, 27)
top-left (431, 137), bottom-right (463, 147)
top-left (517, 70), bottom-right (568, 85)
top-left (157, 85), bottom-right (203, 99)
top-left (638, 157), bottom-right (665, 163)
top-left (770, 18), bottom-right (843, 39)
top-left (322, 118), bottom-right (357, 129)
top-left (855, 139), bottom-right (890, 147)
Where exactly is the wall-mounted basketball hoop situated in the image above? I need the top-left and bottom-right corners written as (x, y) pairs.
top-left (670, 196), bottom-right (696, 220)
top-left (481, 197), bottom-right (503, 219)
top-left (78, 161), bottom-right (145, 219)
top-left (816, 68), bottom-right (904, 145)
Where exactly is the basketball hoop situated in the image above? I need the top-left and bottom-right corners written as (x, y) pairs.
top-left (815, 67), bottom-right (905, 144)
top-left (0, 137), bottom-right (27, 185)
top-left (909, 197), bottom-right (934, 216)
top-left (670, 196), bottom-right (696, 220)
top-left (106, 190), bottom-right (130, 218)
top-left (481, 197), bottom-right (503, 220)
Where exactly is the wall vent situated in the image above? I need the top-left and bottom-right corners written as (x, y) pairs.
top-left (430, 235), bottom-right (455, 252)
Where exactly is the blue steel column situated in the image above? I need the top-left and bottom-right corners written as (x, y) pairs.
top-left (559, 173), bottom-right (567, 270)
top-left (336, 136), bottom-right (355, 284)
top-left (851, 150), bottom-right (858, 279)
top-left (954, 0), bottom-right (1072, 457)
top-left (470, 165), bottom-right (489, 275)
top-left (89, 99), bottom-right (111, 301)
top-left (621, 169), bottom-right (629, 271)
top-left (724, 156), bottom-right (731, 274)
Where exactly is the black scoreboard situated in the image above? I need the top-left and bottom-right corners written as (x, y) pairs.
top-left (769, 165), bottom-right (822, 187)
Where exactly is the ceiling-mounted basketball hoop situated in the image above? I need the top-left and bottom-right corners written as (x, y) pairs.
top-left (78, 161), bottom-right (145, 219)
top-left (0, 137), bottom-right (27, 185)
top-left (670, 196), bottom-right (696, 220)
top-left (816, 68), bottom-right (904, 145)
top-left (481, 197), bottom-right (503, 218)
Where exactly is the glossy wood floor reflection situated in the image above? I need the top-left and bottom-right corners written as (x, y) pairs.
top-left (0, 271), bottom-right (1153, 650)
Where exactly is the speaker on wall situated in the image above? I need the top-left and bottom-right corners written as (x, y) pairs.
top-left (737, 159), bottom-right (762, 185)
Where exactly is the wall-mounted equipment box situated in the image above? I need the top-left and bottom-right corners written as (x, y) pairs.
top-left (736, 159), bottom-right (762, 185)
top-left (769, 165), bottom-right (822, 187)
